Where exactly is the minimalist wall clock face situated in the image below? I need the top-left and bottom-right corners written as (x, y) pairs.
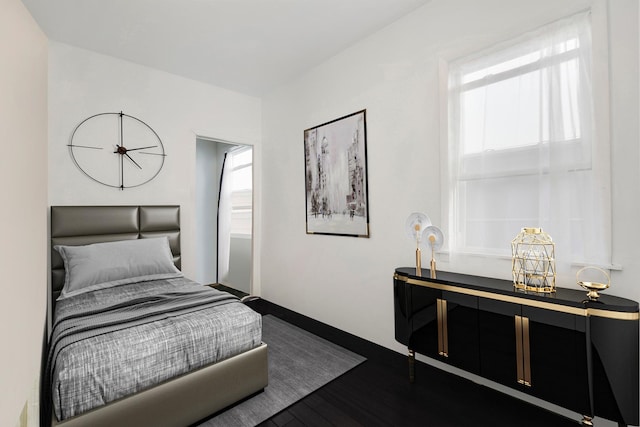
top-left (69, 112), bottom-right (166, 189)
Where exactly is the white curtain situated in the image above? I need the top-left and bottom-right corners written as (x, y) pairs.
top-left (448, 11), bottom-right (610, 272)
top-left (217, 152), bottom-right (233, 284)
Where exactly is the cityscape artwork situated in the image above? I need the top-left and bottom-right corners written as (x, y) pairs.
top-left (304, 110), bottom-right (369, 237)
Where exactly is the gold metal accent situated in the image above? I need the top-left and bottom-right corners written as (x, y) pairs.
top-left (577, 266), bottom-right (610, 301)
top-left (513, 283), bottom-right (556, 293)
top-left (394, 273), bottom-right (639, 321)
top-left (413, 223), bottom-right (423, 276)
top-left (515, 315), bottom-right (532, 387)
top-left (522, 316), bottom-right (531, 386)
top-left (437, 300), bottom-right (444, 355)
top-left (437, 299), bottom-right (449, 357)
top-left (512, 227), bottom-right (556, 293)
top-left (585, 308), bottom-right (638, 320)
top-left (429, 234), bottom-right (437, 279)
top-left (515, 316), bottom-right (524, 385)
top-left (442, 307), bottom-right (449, 357)
top-left (580, 281), bottom-right (609, 300)
top-left (581, 415), bottom-right (594, 426)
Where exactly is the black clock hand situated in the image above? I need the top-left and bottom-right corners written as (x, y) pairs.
top-left (120, 152), bottom-right (124, 190)
top-left (139, 151), bottom-right (167, 156)
top-left (124, 153), bottom-right (142, 169)
top-left (119, 111), bottom-right (124, 148)
top-left (127, 145), bottom-right (157, 151)
top-left (67, 144), bottom-right (102, 149)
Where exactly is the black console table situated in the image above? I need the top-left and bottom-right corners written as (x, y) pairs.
top-left (393, 267), bottom-right (639, 426)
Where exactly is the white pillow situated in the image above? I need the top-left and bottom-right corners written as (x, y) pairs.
top-left (55, 237), bottom-right (183, 300)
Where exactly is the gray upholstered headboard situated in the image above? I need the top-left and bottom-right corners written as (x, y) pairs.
top-left (50, 205), bottom-right (181, 305)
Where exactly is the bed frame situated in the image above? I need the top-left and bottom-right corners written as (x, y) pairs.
top-left (47, 205), bottom-right (268, 427)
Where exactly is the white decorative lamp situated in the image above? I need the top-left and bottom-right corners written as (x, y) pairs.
top-left (423, 225), bottom-right (444, 279)
top-left (405, 212), bottom-right (431, 276)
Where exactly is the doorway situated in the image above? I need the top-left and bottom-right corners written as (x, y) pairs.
top-left (195, 137), bottom-right (253, 295)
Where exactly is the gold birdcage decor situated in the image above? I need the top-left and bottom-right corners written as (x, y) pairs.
top-left (511, 227), bottom-right (556, 293)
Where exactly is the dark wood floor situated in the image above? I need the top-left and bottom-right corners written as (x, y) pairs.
top-left (244, 297), bottom-right (580, 427)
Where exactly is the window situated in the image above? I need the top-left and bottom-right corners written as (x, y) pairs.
top-left (229, 147), bottom-right (252, 236)
top-left (446, 11), bottom-right (610, 271)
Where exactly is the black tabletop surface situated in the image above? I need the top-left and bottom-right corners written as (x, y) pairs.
top-left (395, 267), bottom-right (639, 313)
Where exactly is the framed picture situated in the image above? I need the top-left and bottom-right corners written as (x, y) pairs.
top-left (304, 109), bottom-right (370, 237)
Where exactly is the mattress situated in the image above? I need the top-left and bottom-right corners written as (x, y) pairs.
top-left (46, 277), bottom-right (262, 421)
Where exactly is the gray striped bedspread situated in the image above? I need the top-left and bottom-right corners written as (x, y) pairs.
top-left (46, 277), bottom-right (262, 421)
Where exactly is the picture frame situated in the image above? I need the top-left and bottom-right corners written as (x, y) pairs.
top-left (304, 109), bottom-right (370, 237)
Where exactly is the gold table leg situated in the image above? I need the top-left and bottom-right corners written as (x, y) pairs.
top-left (581, 415), bottom-right (593, 426)
top-left (408, 349), bottom-right (415, 383)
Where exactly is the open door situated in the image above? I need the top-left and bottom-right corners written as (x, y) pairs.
top-left (218, 146), bottom-right (252, 294)
top-left (195, 138), bottom-right (252, 295)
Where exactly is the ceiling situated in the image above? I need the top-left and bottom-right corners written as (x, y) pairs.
top-left (21, 0), bottom-right (431, 97)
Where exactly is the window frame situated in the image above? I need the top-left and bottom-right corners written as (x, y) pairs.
top-left (229, 146), bottom-right (253, 238)
top-left (438, 9), bottom-right (615, 281)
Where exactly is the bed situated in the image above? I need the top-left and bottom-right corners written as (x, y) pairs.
top-left (44, 205), bottom-right (268, 427)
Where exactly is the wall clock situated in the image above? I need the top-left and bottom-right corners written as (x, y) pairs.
top-left (68, 111), bottom-right (166, 190)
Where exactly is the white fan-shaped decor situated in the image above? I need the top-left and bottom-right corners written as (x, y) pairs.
top-left (423, 225), bottom-right (444, 252)
top-left (405, 212), bottom-right (431, 246)
top-left (404, 212), bottom-right (431, 276)
top-left (422, 225), bottom-right (444, 278)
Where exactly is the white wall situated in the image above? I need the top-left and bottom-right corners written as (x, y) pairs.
top-left (196, 139), bottom-right (222, 284)
top-left (261, 0), bottom-right (638, 421)
top-left (48, 42), bottom-right (262, 286)
top-left (0, 0), bottom-right (48, 425)
top-left (609, 0), bottom-right (640, 309)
